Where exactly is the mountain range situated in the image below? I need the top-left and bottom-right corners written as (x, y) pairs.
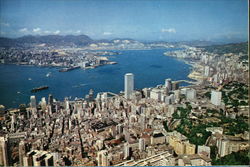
top-left (0, 34), bottom-right (243, 48)
top-left (0, 35), bottom-right (93, 47)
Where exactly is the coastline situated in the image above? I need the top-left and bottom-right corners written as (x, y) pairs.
top-left (1, 49), bottom-right (192, 109)
top-left (163, 54), bottom-right (204, 84)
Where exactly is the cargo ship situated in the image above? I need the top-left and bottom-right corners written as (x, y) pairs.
top-left (31, 86), bottom-right (49, 92)
top-left (59, 66), bottom-right (80, 72)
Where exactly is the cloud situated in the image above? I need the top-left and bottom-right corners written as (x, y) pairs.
top-left (103, 32), bottom-right (112, 35)
top-left (161, 28), bottom-right (176, 33)
top-left (44, 30), bottom-right (51, 34)
top-left (0, 31), bottom-right (6, 35)
top-left (75, 30), bottom-right (81, 34)
top-left (33, 28), bottom-right (41, 32)
top-left (54, 30), bottom-right (60, 35)
top-left (19, 28), bottom-right (28, 33)
top-left (0, 22), bottom-right (10, 27)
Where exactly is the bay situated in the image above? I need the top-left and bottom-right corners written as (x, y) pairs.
top-left (0, 49), bottom-right (192, 109)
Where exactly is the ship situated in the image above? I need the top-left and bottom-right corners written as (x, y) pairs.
top-left (31, 86), bottom-right (49, 93)
top-left (46, 72), bottom-right (52, 77)
top-left (59, 66), bottom-right (80, 72)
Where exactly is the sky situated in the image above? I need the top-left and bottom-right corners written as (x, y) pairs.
top-left (0, 0), bottom-right (248, 42)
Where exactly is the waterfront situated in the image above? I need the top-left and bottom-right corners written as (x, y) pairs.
top-left (0, 49), bottom-right (192, 108)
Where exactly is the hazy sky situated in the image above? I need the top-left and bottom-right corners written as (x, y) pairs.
top-left (0, 0), bottom-right (248, 42)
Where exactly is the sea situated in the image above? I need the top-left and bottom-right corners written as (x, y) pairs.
top-left (0, 49), bottom-right (192, 109)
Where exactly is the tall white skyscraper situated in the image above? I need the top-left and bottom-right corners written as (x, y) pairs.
top-left (124, 73), bottom-right (134, 99)
top-left (30, 96), bottom-right (36, 108)
top-left (211, 90), bottom-right (222, 106)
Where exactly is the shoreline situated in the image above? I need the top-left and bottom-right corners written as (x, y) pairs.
top-left (1, 49), bottom-right (194, 109)
top-left (168, 57), bottom-right (204, 84)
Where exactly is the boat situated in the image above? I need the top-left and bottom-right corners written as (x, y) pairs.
top-left (28, 78), bottom-right (32, 80)
top-left (59, 68), bottom-right (68, 72)
top-left (31, 86), bottom-right (49, 92)
top-left (46, 72), bottom-right (51, 77)
top-left (59, 66), bottom-right (80, 72)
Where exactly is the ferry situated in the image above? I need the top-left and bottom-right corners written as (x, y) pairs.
top-left (31, 86), bottom-right (49, 92)
top-left (46, 72), bottom-right (52, 77)
top-left (59, 66), bottom-right (80, 72)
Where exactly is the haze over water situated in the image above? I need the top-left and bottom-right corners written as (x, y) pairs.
top-left (0, 49), bottom-right (191, 108)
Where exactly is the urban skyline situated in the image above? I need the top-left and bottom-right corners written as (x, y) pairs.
top-left (0, 0), bottom-right (249, 166)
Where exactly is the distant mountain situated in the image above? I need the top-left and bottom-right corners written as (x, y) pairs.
top-left (1, 35), bottom-right (246, 50)
top-left (176, 40), bottom-right (223, 47)
top-left (0, 35), bottom-right (93, 47)
top-left (198, 42), bottom-right (248, 55)
top-left (0, 37), bottom-right (16, 47)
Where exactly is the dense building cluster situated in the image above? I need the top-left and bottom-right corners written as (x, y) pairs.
top-left (0, 47), bottom-right (118, 69)
top-left (0, 44), bottom-right (249, 166)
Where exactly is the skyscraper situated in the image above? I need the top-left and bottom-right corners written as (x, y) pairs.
top-left (186, 88), bottom-right (197, 100)
top-left (41, 97), bottom-right (47, 111)
top-left (124, 143), bottom-right (131, 159)
top-left (19, 140), bottom-right (26, 166)
top-left (124, 73), bottom-right (134, 99)
top-left (139, 138), bottom-right (145, 151)
top-left (204, 66), bottom-right (210, 77)
top-left (211, 90), bottom-right (222, 106)
top-left (172, 81), bottom-right (179, 91)
top-left (30, 96), bottom-right (36, 108)
top-left (165, 78), bottom-right (172, 91)
top-left (0, 137), bottom-right (8, 166)
top-left (48, 94), bottom-right (53, 105)
top-left (97, 150), bottom-right (109, 166)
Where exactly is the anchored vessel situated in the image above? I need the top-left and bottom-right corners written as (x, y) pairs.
top-left (59, 66), bottom-right (80, 72)
top-left (31, 86), bottom-right (49, 92)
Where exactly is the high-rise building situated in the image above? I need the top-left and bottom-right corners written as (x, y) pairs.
top-left (48, 94), bottom-right (53, 105)
top-left (211, 90), bottom-right (222, 106)
top-left (30, 96), bottom-right (36, 108)
top-left (139, 138), bottom-right (145, 151)
top-left (0, 137), bottom-right (8, 166)
top-left (23, 150), bottom-right (36, 166)
top-left (41, 97), bottom-right (47, 111)
top-left (88, 89), bottom-right (94, 101)
top-left (150, 88), bottom-right (161, 101)
top-left (65, 98), bottom-right (70, 110)
top-left (165, 78), bottom-right (172, 91)
top-left (52, 152), bottom-right (59, 166)
top-left (116, 124), bottom-right (123, 134)
top-left (19, 140), bottom-right (27, 166)
top-left (173, 82), bottom-right (179, 91)
top-left (186, 88), bottom-right (196, 100)
top-left (124, 73), bottom-right (134, 99)
top-left (174, 90), bottom-right (181, 101)
top-left (0, 105), bottom-right (5, 118)
top-left (204, 66), bottom-right (210, 77)
top-left (124, 143), bottom-right (131, 159)
top-left (96, 140), bottom-right (104, 150)
top-left (139, 114), bottom-right (146, 130)
top-left (97, 150), bottom-right (109, 166)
